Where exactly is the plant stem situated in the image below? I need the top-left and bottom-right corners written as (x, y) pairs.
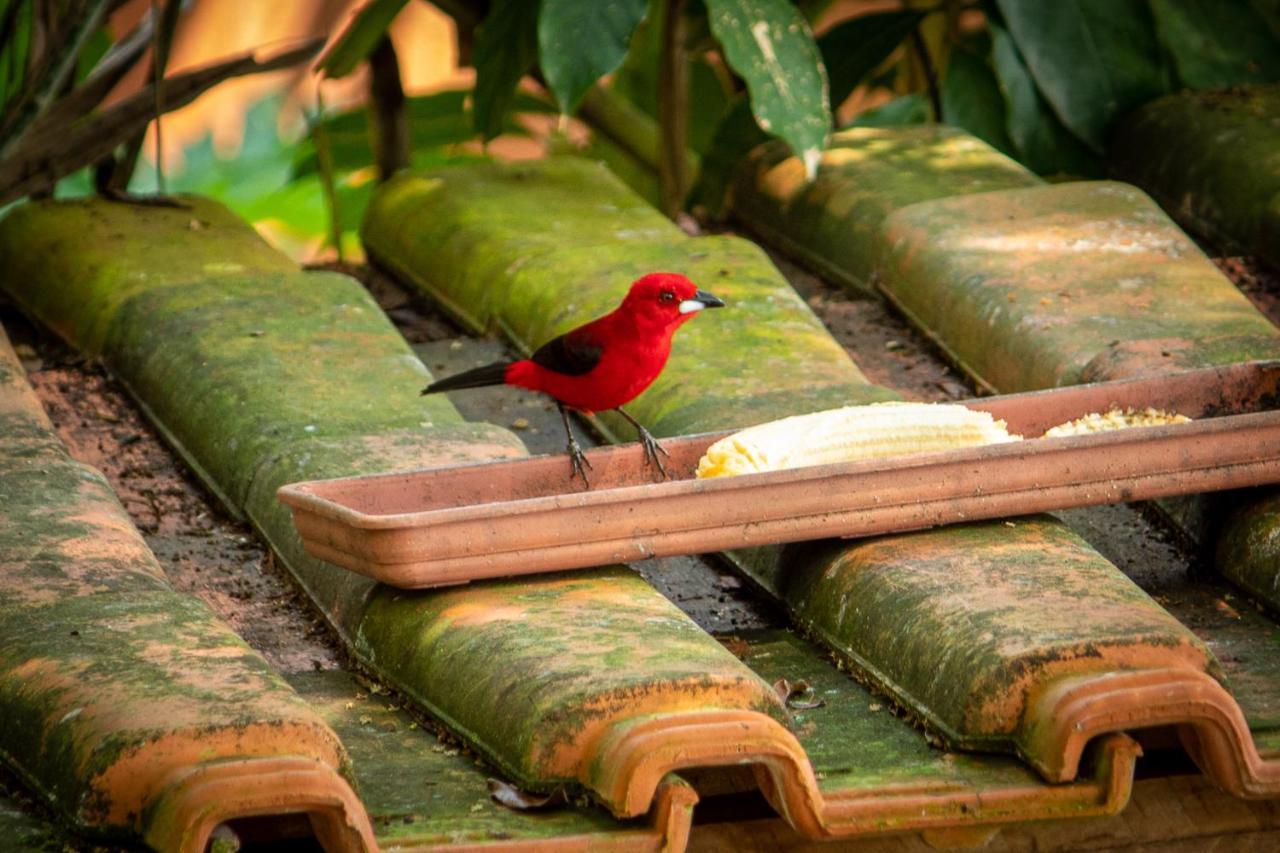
top-left (368, 34), bottom-right (408, 181)
top-left (99, 0), bottom-right (180, 195)
top-left (657, 0), bottom-right (688, 219)
top-left (312, 88), bottom-right (344, 262)
top-left (909, 25), bottom-right (941, 123)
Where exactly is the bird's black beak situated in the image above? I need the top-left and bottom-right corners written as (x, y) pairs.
top-left (680, 289), bottom-right (726, 314)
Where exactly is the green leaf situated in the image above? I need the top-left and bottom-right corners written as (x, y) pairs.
top-left (539, 0), bottom-right (649, 114)
top-left (609, 11), bottom-right (735, 156)
top-left (74, 26), bottom-right (112, 83)
top-left (818, 9), bottom-right (924, 110)
top-left (473, 0), bottom-right (542, 140)
top-left (989, 21), bottom-right (1099, 177)
top-left (706, 0), bottom-right (831, 179)
top-left (317, 0), bottom-right (408, 79)
top-left (940, 47), bottom-right (1015, 156)
top-left (4, 0), bottom-right (33, 104)
top-left (1253, 0), bottom-right (1280, 38)
top-left (1150, 0), bottom-right (1280, 89)
top-left (689, 95), bottom-right (766, 216)
top-left (848, 93), bottom-right (929, 128)
top-left (993, 0), bottom-right (1169, 152)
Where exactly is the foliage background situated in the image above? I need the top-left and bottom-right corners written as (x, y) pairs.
top-left (49, 0), bottom-right (1280, 262)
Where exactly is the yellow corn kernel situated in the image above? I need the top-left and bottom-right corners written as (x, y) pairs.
top-left (1042, 407), bottom-right (1190, 438)
top-left (696, 402), bottom-right (1021, 478)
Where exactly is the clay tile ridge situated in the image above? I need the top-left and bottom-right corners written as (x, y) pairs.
top-left (1022, 668), bottom-right (1280, 798)
top-left (583, 709), bottom-right (1140, 840)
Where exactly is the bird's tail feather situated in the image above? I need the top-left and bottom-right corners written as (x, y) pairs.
top-left (421, 361), bottom-right (514, 395)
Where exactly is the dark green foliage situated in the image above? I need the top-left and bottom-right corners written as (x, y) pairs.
top-left (539, 0), bottom-right (649, 114)
top-left (473, 0), bottom-right (542, 141)
top-left (316, 0), bottom-right (411, 79)
top-left (819, 10), bottom-right (925, 110)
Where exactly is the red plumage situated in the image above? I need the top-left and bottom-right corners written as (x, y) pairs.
top-left (422, 272), bottom-right (724, 481)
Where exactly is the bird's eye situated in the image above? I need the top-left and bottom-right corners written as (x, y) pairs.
top-left (659, 290), bottom-right (676, 303)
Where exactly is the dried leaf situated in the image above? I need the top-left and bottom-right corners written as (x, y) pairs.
top-left (775, 677), bottom-right (825, 710)
top-left (487, 778), bottom-right (568, 811)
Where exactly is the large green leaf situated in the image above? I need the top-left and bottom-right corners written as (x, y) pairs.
top-left (317, 0), bottom-right (409, 79)
top-left (688, 95), bottom-right (764, 215)
top-left (940, 47), bottom-right (1015, 156)
top-left (994, 0), bottom-right (1168, 152)
top-left (473, 0), bottom-right (541, 140)
top-left (609, 11), bottom-right (734, 156)
top-left (818, 9), bottom-right (924, 110)
top-left (706, 0), bottom-right (830, 179)
top-left (1150, 0), bottom-right (1280, 89)
top-left (539, 0), bottom-right (649, 114)
top-left (989, 21), bottom-right (1099, 176)
top-left (1253, 0), bottom-right (1280, 38)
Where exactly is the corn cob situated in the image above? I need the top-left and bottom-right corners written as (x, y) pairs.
top-left (696, 402), bottom-right (1021, 479)
top-left (1042, 407), bottom-right (1190, 438)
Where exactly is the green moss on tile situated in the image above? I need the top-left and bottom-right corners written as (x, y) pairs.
top-left (289, 670), bottom-right (661, 846)
top-left (740, 631), bottom-right (1072, 791)
top-left (731, 126), bottom-right (1042, 293)
top-left (0, 590), bottom-right (339, 829)
top-left (745, 519), bottom-right (1217, 751)
top-left (102, 271), bottom-right (466, 508)
top-left (244, 425), bottom-right (527, 641)
top-left (354, 567), bottom-right (786, 790)
top-left (0, 196), bottom-right (295, 352)
top-left (361, 159), bottom-right (682, 333)
top-left (877, 181), bottom-right (1280, 392)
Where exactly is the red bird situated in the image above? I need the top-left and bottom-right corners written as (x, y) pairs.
top-left (421, 272), bottom-right (724, 482)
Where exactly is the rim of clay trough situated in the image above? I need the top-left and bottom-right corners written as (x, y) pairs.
top-left (280, 361), bottom-right (1280, 586)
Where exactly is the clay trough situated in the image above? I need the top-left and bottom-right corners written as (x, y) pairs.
top-left (279, 361), bottom-right (1280, 588)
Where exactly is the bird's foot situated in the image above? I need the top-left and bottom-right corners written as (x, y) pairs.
top-left (636, 426), bottom-right (671, 480)
top-left (567, 437), bottom-right (594, 486)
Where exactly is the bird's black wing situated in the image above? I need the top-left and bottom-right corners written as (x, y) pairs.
top-left (530, 328), bottom-right (604, 376)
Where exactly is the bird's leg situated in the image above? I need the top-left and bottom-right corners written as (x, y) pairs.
top-left (616, 407), bottom-right (670, 479)
top-left (557, 402), bottom-right (593, 485)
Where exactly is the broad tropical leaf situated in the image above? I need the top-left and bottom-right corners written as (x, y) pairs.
top-left (940, 47), bottom-right (1015, 155)
top-left (1149, 0), bottom-right (1280, 89)
top-left (989, 21), bottom-right (1098, 177)
top-left (689, 95), bottom-right (764, 215)
top-left (819, 9), bottom-right (924, 110)
top-left (317, 0), bottom-right (409, 79)
top-left (539, 0), bottom-right (649, 114)
top-left (473, 0), bottom-right (541, 140)
top-left (706, 0), bottom-right (830, 179)
top-left (994, 0), bottom-right (1168, 151)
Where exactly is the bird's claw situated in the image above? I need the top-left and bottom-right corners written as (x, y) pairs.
top-left (567, 438), bottom-right (593, 485)
top-left (637, 429), bottom-right (670, 480)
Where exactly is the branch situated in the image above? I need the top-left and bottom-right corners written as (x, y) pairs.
top-left (0, 0), bottom-right (112, 158)
top-left (909, 26), bottom-right (941, 123)
top-left (657, 0), bottom-right (689, 218)
top-left (0, 39), bottom-right (323, 204)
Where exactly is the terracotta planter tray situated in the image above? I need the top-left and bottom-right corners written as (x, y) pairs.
top-left (279, 361), bottom-right (1280, 588)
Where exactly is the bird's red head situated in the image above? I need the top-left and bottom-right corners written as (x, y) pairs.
top-left (620, 272), bottom-right (725, 329)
